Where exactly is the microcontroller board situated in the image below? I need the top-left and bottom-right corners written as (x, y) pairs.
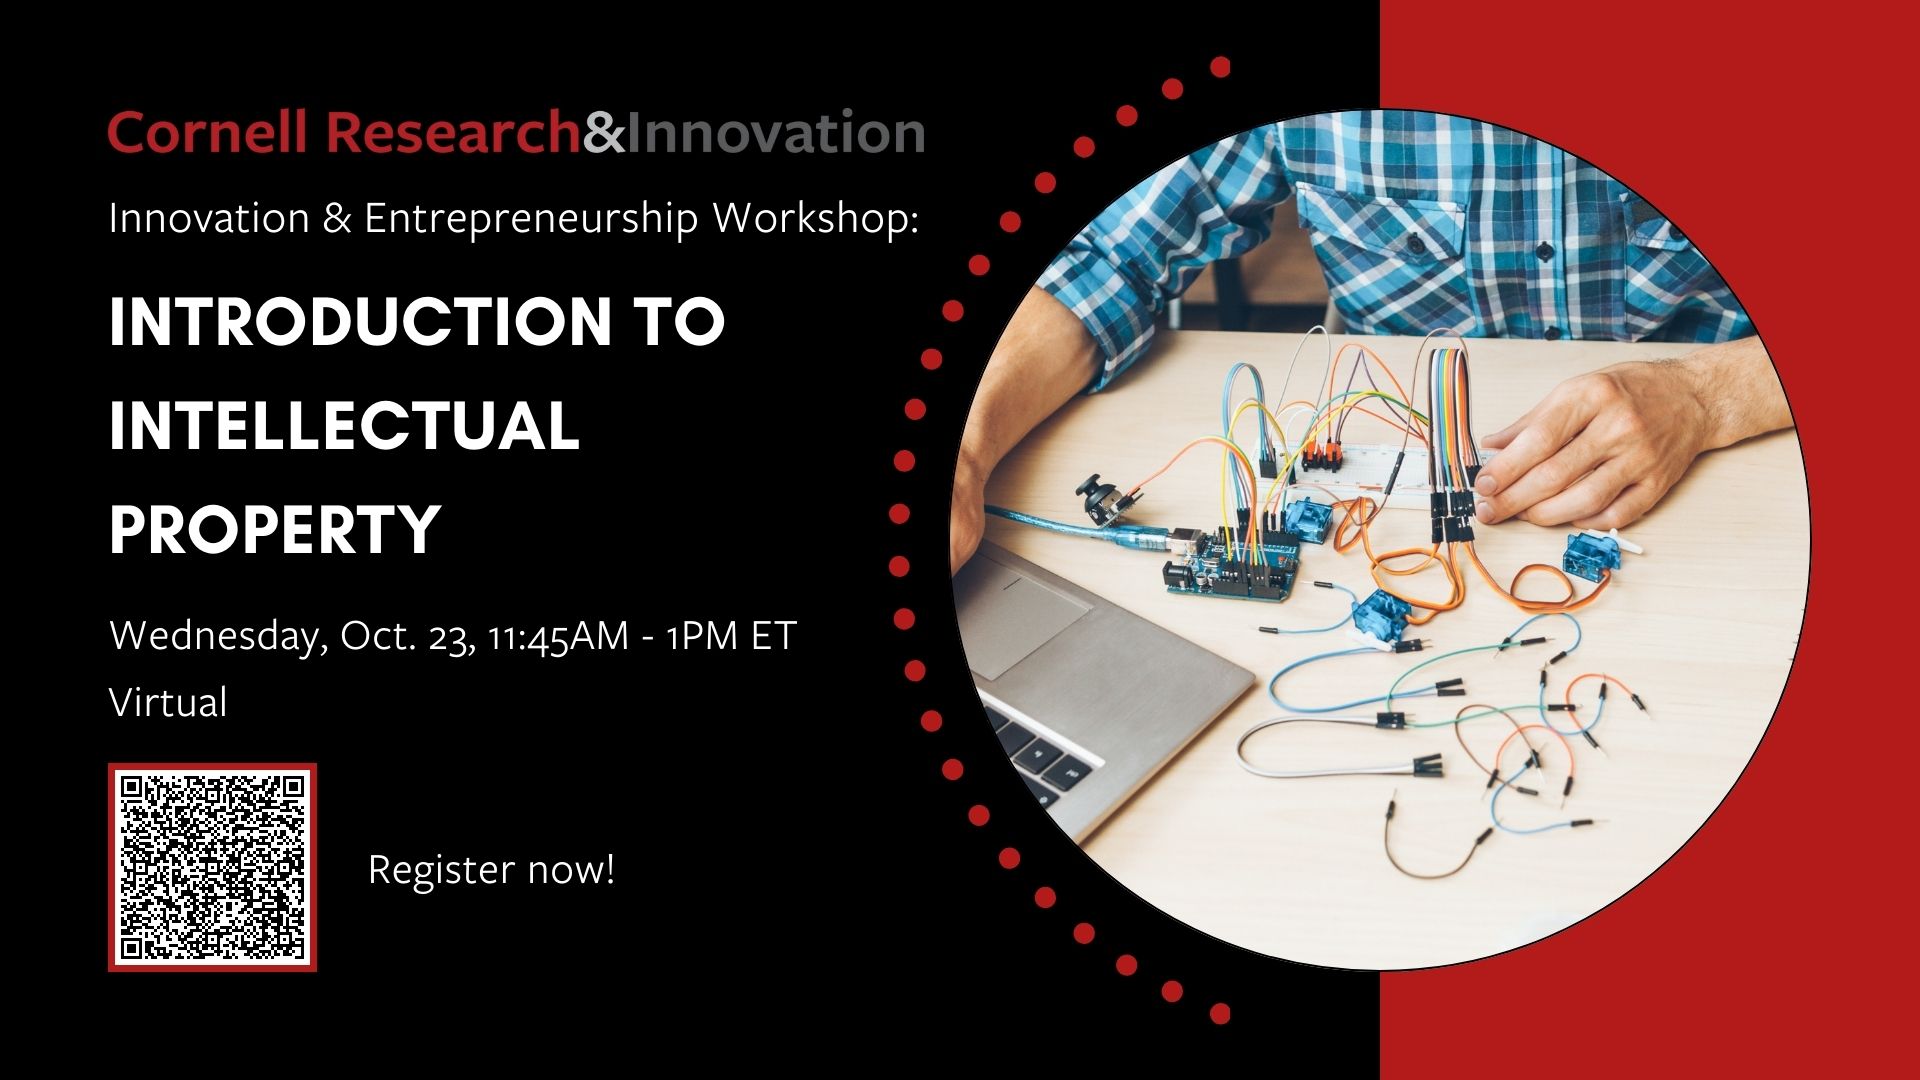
top-left (1161, 523), bottom-right (1301, 603)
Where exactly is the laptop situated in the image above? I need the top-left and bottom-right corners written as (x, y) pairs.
top-left (954, 541), bottom-right (1255, 840)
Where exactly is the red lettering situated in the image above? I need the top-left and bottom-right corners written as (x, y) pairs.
top-left (107, 110), bottom-right (144, 153)
top-left (425, 120), bottom-right (455, 153)
top-left (517, 121), bottom-right (544, 154)
top-left (108, 110), bottom-right (311, 153)
top-left (395, 120), bottom-right (423, 154)
top-left (550, 109), bottom-right (579, 153)
top-left (329, 112), bottom-right (363, 152)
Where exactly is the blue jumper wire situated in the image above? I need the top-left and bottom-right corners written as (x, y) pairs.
top-left (1268, 613), bottom-right (1586, 715)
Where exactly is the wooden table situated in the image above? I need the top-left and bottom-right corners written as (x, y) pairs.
top-left (981, 330), bottom-right (1807, 969)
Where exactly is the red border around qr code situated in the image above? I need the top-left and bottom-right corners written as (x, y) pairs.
top-left (107, 763), bottom-right (318, 973)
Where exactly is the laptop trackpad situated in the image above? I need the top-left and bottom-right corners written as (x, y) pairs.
top-left (955, 559), bottom-right (1091, 680)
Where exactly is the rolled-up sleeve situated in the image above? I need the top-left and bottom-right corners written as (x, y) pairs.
top-left (1039, 126), bottom-right (1293, 390)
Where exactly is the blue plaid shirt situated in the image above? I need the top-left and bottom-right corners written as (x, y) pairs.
top-left (1041, 111), bottom-right (1751, 389)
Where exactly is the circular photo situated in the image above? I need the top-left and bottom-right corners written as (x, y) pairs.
top-left (949, 110), bottom-right (1805, 970)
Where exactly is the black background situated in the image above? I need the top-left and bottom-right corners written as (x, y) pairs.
top-left (38, 24), bottom-right (1382, 1056)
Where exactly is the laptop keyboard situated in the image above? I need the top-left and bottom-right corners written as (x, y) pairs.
top-left (986, 705), bottom-right (1095, 808)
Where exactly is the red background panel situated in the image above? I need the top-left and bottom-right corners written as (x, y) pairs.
top-left (1380, 3), bottom-right (1906, 1074)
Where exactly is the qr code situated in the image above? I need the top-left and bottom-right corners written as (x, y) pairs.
top-left (110, 765), bottom-right (316, 970)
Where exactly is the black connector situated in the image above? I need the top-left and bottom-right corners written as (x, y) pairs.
top-left (1383, 450), bottom-right (1406, 497)
top-left (1515, 786), bottom-right (1540, 797)
top-left (1259, 446), bottom-right (1279, 480)
top-left (1549, 650), bottom-right (1569, 665)
top-left (1516, 636), bottom-right (1548, 647)
top-left (1438, 688), bottom-right (1466, 697)
top-left (1414, 753), bottom-right (1442, 765)
top-left (1581, 731), bottom-right (1601, 750)
top-left (1313, 580), bottom-right (1337, 589)
top-left (1538, 669), bottom-right (1548, 687)
top-left (1527, 749), bottom-right (1542, 769)
top-left (1393, 639), bottom-right (1429, 654)
top-left (1385, 798), bottom-right (1396, 821)
top-left (1562, 777), bottom-right (1574, 798)
top-left (1429, 492), bottom-right (1447, 544)
top-left (1598, 684), bottom-right (1609, 701)
top-left (1376, 711), bottom-right (1407, 729)
top-left (1076, 473), bottom-right (1135, 527)
top-left (1497, 636), bottom-right (1513, 651)
top-left (1257, 626), bottom-right (1280, 635)
top-left (1631, 693), bottom-right (1648, 711)
top-left (1413, 757), bottom-right (1444, 777)
top-left (1466, 464), bottom-right (1482, 488)
top-left (1548, 703), bottom-right (1577, 712)
top-left (1435, 677), bottom-right (1464, 689)
top-left (1442, 490), bottom-right (1478, 541)
top-left (1474, 826), bottom-right (1494, 845)
top-left (1485, 769), bottom-right (1500, 790)
top-left (1570, 819), bottom-right (1596, 828)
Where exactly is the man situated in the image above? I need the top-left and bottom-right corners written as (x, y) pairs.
top-left (952, 111), bottom-right (1791, 572)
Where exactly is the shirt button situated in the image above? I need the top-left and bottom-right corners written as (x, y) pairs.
top-left (1536, 242), bottom-right (1555, 261)
top-left (1545, 327), bottom-right (1563, 341)
top-left (1407, 235), bottom-right (1427, 255)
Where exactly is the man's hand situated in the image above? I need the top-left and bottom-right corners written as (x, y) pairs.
top-left (1473, 336), bottom-right (1788, 530)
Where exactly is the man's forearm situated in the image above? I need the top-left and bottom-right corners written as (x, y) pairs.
top-left (1677, 335), bottom-right (1791, 449)
top-left (957, 287), bottom-right (1099, 485)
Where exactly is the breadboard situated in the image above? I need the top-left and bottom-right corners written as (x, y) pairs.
top-left (1284, 443), bottom-right (1493, 510)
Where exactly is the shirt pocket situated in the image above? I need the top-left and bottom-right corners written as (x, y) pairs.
top-left (1628, 216), bottom-right (1691, 250)
top-left (1294, 181), bottom-right (1466, 262)
top-left (1293, 181), bottom-right (1474, 333)
top-left (1619, 198), bottom-right (1714, 337)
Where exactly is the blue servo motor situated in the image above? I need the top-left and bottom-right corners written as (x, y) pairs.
top-left (1562, 532), bottom-right (1623, 583)
top-left (1350, 588), bottom-right (1412, 647)
top-left (1281, 498), bottom-right (1334, 545)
